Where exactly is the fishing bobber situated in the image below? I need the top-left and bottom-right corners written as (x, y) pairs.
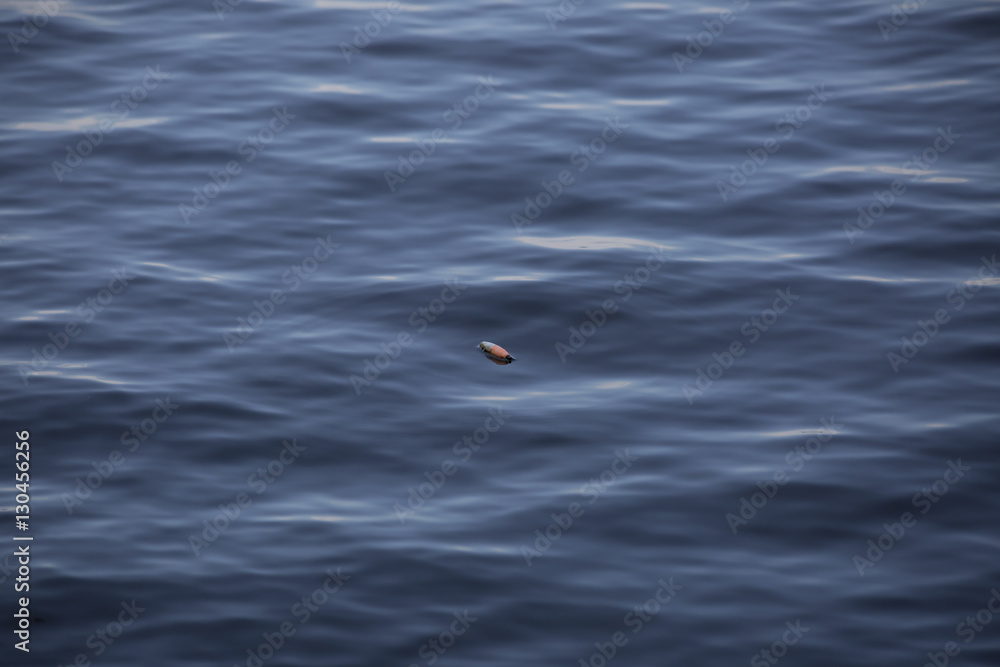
top-left (479, 341), bottom-right (515, 365)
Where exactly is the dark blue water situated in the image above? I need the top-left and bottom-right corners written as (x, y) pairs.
top-left (2, 0), bottom-right (999, 665)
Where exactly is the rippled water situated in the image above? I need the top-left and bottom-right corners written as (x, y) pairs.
top-left (2, 0), bottom-right (999, 665)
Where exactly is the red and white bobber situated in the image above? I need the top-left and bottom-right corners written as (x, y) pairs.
top-left (479, 341), bottom-right (515, 365)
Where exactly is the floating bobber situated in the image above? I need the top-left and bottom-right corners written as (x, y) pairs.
top-left (479, 341), bottom-right (515, 364)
